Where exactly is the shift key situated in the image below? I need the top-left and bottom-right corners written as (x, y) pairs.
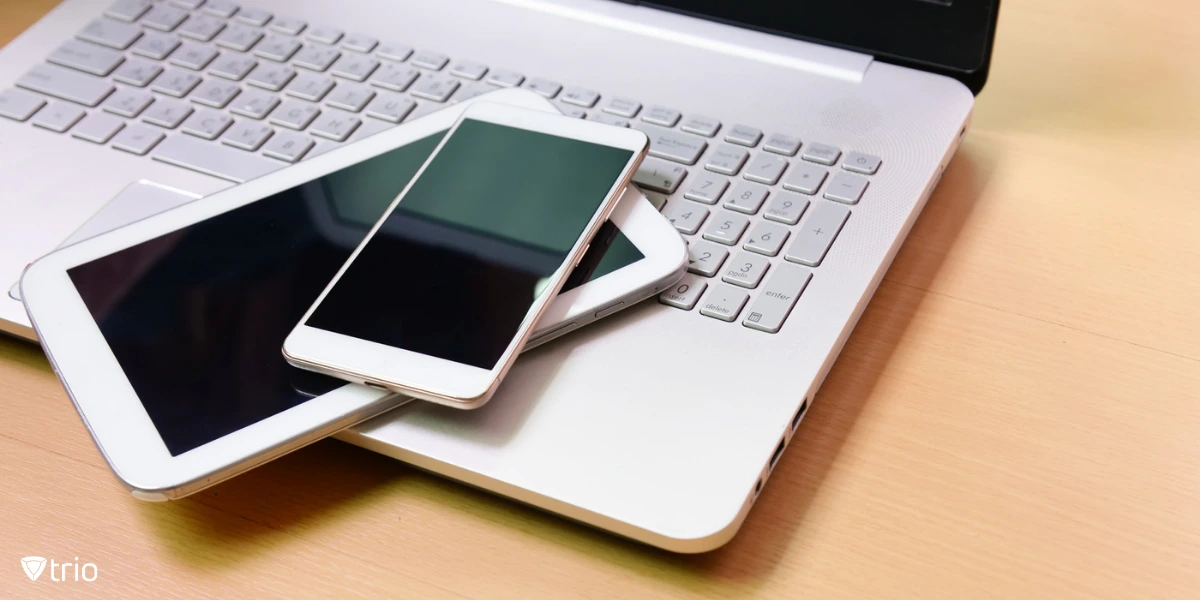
top-left (17, 64), bottom-right (115, 107)
top-left (742, 264), bottom-right (812, 333)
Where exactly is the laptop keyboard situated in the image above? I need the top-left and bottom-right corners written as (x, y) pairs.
top-left (0, 0), bottom-right (884, 334)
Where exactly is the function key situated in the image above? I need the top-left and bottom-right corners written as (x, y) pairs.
top-left (202, 1), bottom-right (239, 19)
top-left (141, 5), bottom-right (190, 32)
top-left (235, 8), bottom-right (272, 27)
top-left (270, 17), bottom-right (308, 36)
top-left (376, 42), bottom-right (414, 62)
top-left (342, 33), bottom-right (379, 53)
top-left (603, 97), bottom-right (641, 118)
top-left (411, 51), bottom-right (449, 70)
top-left (169, 0), bottom-right (207, 9)
top-left (560, 86), bottom-right (599, 108)
top-left (642, 105), bottom-right (680, 127)
top-left (450, 60), bottom-right (488, 80)
top-left (763, 132), bottom-right (801, 156)
top-left (843, 151), bottom-right (881, 175)
top-left (680, 114), bottom-right (721, 137)
top-left (486, 69), bottom-right (524, 88)
top-left (77, 18), bottom-right (143, 49)
top-left (801, 142), bottom-right (841, 166)
top-left (725, 124), bottom-right (762, 147)
top-left (104, 0), bottom-right (152, 23)
top-left (521, 77), bottom-right (561, 98)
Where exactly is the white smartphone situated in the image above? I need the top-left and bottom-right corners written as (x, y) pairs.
top-left (283, 102), bottom-right (650, 409)
top-left (20, 89), bottom-right (681, 499)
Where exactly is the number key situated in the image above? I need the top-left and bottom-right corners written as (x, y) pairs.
top-left (723, 181), bottom-right (769, 214)
top-left (659, 274), bottom-right (708, 310)
top-left (743, 221), bottom-right (790, 257)
top-left (665, 201), bottom-right (709, 235)
top-left (701, 212), bottom-right (750, 246)
top-left (763, 191), bottom-right (810, 225)
top-left (721, 252), bottom-right (770, 289)
top-left (686, 240), bottom-right (729, 277)
top-left (683, 173), bottom-right (728, 205)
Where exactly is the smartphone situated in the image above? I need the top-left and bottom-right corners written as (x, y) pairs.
top-left (282, 102), bottom-right (649, 409)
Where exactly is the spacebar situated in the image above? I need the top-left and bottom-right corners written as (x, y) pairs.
top-left (152, 135), bottom-right (286, 183)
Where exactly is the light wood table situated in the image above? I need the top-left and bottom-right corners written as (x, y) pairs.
top-left (2, 0), bottom-right (1198, 596)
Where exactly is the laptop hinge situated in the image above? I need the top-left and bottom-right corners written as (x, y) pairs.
top-left (491, 0), bottom-right (872, 83)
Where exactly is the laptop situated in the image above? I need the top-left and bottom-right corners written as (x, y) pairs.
top-left (0, 0), bottom-right (998, 551)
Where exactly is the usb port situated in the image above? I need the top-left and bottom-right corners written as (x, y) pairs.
top-left (791, 398), bottom-right (809, 432)
top-left (769, 438), bottom-right (786, 470)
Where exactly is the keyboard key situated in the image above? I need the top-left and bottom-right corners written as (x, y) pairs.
top-left (364, 93), bottom-right (415, 123)
top-left (659, 274), bottom-right (708, 310)
top-left (261, 130), bottom-right (314, 162)
top-left (700, 284), bottom-right (749, 322)
top-left (105, 0), bottom-right (152, 23)
top-left (683, 173), bottom-right (728, 205)
top-left (449, 60), bottom-right (487, 80)
top-left (455, 82), bottom-right (494, 101)
top-left (723, 181), bottom-right (768, 214)
top-left (178, 15), bottom-right (226, 42)
top-left (485, 69), bottom-right (523, 87)
top-left (254, 35), bottom-right (302, 62)
top-left (191, 79), bottom-right (240, 108)
top-left (642, 105), bottom-right (680, 127)
top-left (169, 0), bottom-right (205, 9)
top-left (601, 97), bottom-right (640, 118)
top-left (49, 40), bottom-right (125, 77)
top-left (153, 133), bottom-right (285, 182)
top-left (307, 27), bottom-right (344, 45)
top-left (635, 123), bottom-right (707, 165)
top-left (785, 201), bottom-right (850, 266)
top-left (763, 132), bottom-right (801, 156)
top-left (220, 119), bottom-right (274, 151)
top-left (151, 69), bottom-right (202, 97)
top-left (701, 212), bottom-right (749, 246)
top-left (214, 24), bottom-right (264, 52)
top-left (112, 59), bottom-right (162, 87)
top-left (843, 151), bottom-right (881, 175)
top-left (557, 104), bottom-right (585, 119)
top-left (368, 62), bottom-right (419, 91)
top-left (111, 122), bottom-right (164, 155)
top-left (643, 191), bottom-right (668, 211)
top-left (0, 89), bottom-right (47, 121)
top-left (781, 162), bottom-right (827, 195)
top-left (16, 64), bottom-right (114, 107)
top-left (342, 33), bottom-right (378, 53)
top-left (743, 153), bottom-right (788, 185)
top-left (142, 97), bottom-right (193, 128)
top-left (202, 1), bottom-right (239, 19)
top-left (823, 172), bottom-right (868, 204)
top-left (632, 157), bottom-right (686, 194)
top-left (271, 18), bottom-right (309, 37)
top-left (131, 32), bottom-right (180, 60)
top-left (326, 82), bottom-right (375, 111)
top-left (410, 75), bottom-right (459, 102)
top-left (209, 53), bottom-right (257, 80)
top-left (284, 72), bottom-right (335, 101)
top-left (235, 8), bottom-right (273, 27)
top-left (725, 124), bottom-right (762, 147)
top-left (686, 240), bottom-right (728, 277)
top-left (141, 6), bottom-right (189, 32)
top-left (77, 18), bottom-right (142, 50)
top-left (376, 42), bottom-right (413, 62)
top-left (521, 77), bottom-right (561, 99)
top-left (310, 112), bottom-right (361, 141)
top-left (101, 89), bottom-right (153, 117)
top-left (170, 43), bottom-right (219, 70)
top-left (801, 142), bottom-right (841, 165)
top-left (411, 51), bottom-right (449, 70)
top-left (268, 100), bottom-right (320, 130)
top-left (181, 109), bottom-right (234, 139)
top-left (590, 113), bottom-right (629, 127)
top-left (680, 115), bottom-right (720, 137)
top-left (743, 264), bottom-right (812, 333)
top-left (292, 44), bottom-right (341, 72)
top-left (763, 191), bottom-right (809, 225)
top-left (229, 88), bottom-right (279, 119)
top-left (664, 201), bottom-right (708, 235)
top-left (560, 87), bottom-right (599, 108)
top-left (31, 101), bottom-right (85, 132)
top-left (704, 144), bottom-right (749, 176)
top-left (721, 252), bottom-right (769, 289)
top-left (331, 55), bottom-right (380, 81)
top-left (743, 221), bottom-right (789, 257)
top-left (246, 63), bottom-right (296, 91)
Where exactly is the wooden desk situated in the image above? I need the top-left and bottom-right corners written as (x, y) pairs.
top-left (2, 1), bottom-right (1197, 596)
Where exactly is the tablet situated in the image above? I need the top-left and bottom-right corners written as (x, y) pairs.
top-left (20, 89), bottom-right (686, 498)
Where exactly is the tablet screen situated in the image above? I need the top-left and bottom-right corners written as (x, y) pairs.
top-left (66, 131), bottom-right (645, 456)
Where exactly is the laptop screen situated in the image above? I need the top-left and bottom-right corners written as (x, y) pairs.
top-left (640, 0), bottom-right (997, 92)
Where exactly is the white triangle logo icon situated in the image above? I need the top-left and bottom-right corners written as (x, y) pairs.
top-left (21, 556), bottom-right (46, 581)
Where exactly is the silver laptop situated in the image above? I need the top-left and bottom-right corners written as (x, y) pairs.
top-left (0, 0), bottom-right (997, 551)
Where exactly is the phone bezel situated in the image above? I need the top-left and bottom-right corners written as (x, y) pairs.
top-left (18, 89), bottom-right (664, 497)
top-left (282, 101), bottom-right (650, 409)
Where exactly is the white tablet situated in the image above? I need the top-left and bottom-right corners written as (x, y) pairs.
top-left (20, 89), bottom-right (686, 499)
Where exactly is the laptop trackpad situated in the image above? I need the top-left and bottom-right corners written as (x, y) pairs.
top-left (8, 181), bottom-right (200, 301)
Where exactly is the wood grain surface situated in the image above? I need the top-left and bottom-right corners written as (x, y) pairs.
top-left (2, 0), bottom-right (1198, 597)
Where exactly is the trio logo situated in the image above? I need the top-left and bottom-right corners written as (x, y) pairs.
top-left (20, 556), bottom-right (98, 582)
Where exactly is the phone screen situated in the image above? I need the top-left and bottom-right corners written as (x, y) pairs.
top-left (305, 118), bottom-right (635, 370)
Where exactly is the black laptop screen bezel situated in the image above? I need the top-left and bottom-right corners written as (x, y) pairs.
top-left (632, 0), bottom-right (999, 94)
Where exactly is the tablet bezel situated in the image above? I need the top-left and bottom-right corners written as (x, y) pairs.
top-left (19, 89), bottom-right (684, 497)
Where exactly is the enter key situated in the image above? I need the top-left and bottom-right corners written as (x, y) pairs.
top-left (742, 264), bottom-right (812, 333)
